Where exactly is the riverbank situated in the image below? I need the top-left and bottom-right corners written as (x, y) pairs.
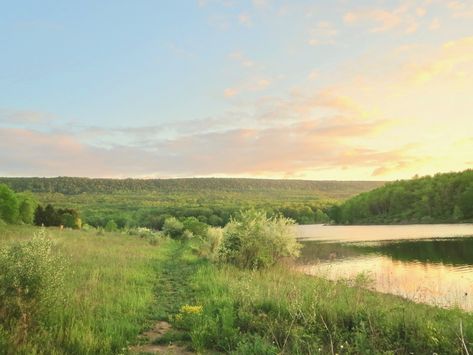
top-left (0, 225), bottom-right (472, 354)
top-left (169, 240), bottom-right (473, 354)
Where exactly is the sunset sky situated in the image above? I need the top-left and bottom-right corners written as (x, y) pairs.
top-left (1, 0), bottom-right (472, 180)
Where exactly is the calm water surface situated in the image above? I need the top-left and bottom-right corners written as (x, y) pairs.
top-left (296, 224), bottom-right (473, 311)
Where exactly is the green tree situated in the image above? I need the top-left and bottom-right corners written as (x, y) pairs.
top-left (452, 205), bottom-right (463, 221)
top-left (0, 184), bottom-right (19, 224)
top-left (162, 217), bottom-right (184, 239)
top-left (17, 193), bottom-right (38, 224)
top-left (62, 213), bottom-right (82, 229)
top-left (314, 209), bottom-right (330, 223)
top-left (459, 186), bottom-right (473, 219)
top-left (34, 205), bottom-right (45, 226)
top-left (43, 204), bottom-right (61, 227)
top-left (182, 217), bottom-right (208, 238)
top-left (208, 214), bottom-right (223, 226)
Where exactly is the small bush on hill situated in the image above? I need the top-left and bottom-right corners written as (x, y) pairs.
top-left (182, 217), bottom-right (208, 238)
top-left (163, 217), bottom-right (185, 239)
top-left (219, 210), bottom-right (301, 269)
top-left (0, 229), bottom-right (66, 344)
top-left (198, 227), bottom-right (223, 261)
top-left (104, 219), bottom-right (118, 232)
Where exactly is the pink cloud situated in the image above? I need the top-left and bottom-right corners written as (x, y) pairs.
top-left (0, 116), bottom-right (410, 178)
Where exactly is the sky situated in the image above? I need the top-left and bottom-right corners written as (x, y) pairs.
top-left (0, 0), bottom-right (472, 180)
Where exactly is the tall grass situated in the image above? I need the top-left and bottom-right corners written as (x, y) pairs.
top-left (181, 252), bottom-right (473, 354)
top-left (0, 225), bottom-right (171, 354)
top-left (1, 224), bottom-right (473, 354)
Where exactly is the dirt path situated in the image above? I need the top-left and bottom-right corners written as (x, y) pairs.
top-left (129, 320), bottom-right (192, 354)
top-left (129, 243), bottom-right (199, 354)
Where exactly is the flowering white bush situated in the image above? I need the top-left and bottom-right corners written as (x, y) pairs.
top-left (219, 210), bottom-right (301, 269)
top-left (0, 229), bottom-right (66, 342)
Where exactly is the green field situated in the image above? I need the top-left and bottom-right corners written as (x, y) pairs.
top-left (1, 225), bottom-right (472, 354)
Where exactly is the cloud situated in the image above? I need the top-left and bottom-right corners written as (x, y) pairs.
top-left (0, 112), bottom-right (406, 178)
top-left (371, 155), bottom-right (429, 177)
top-left (197, 0), bottom-right (235, 8)
top-left (343, 2), bottom-right (425, 34)
top-left (129, 117), bottom-right (408, 177)
top-left (406, 36), bottom-right (473, 84)
top-left (307, 70), bottom-right (319, 81)
top-left (224, 88), bottom-right (238, 97)
top-left (429, 18), bottom-right (440, 30)
top-left (0, 109), bottom-right (56, 125)
top-left (251, 89), bottom-right (367, 123)
top-left (344, 8), bottom-right (402, 32)
top-left (252, 0), bottom-right (269, 9)
top-left (238, 13), bottom-right (252, 26)
top-left (228, 51), bottom-right (255, 68)
top-left (447, 1), bottom-right (473, 18)
top-left (223, 77), bottom-right (272, 99)
top-left (308, 21), bottom-right (337, 46)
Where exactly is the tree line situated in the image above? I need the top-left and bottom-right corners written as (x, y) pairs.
top-left (330, 170), bottom-right (473, 224)
top-left (0, 176), bottom-right (382, 199)
top-left (82, 203), bottom-right (331, 230)
top-left (0, 183), bottom-right (81, 229)
top-left (34, 204), bottom-right (82, 229)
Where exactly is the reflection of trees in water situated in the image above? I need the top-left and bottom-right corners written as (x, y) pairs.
top-left (298, 241), bottom-right (364, 263)
top-left (352, 237), bottom-right (473, 266)
top-left (300, 237), bottom-right (473, 266)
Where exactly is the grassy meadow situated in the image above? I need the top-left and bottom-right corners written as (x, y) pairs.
top-left (1, 224), bottom-right (472, 354)
top-left (0, 225), bottom-right (168, 354)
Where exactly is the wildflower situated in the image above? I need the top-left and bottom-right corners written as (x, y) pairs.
top-left (180, 304), bottom-right (203, 315)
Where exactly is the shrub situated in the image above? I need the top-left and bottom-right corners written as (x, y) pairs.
top-left (62, 213), bottom-right (82, 229)
top-left (81, 223), bottom-right (94, 231)
top-left (162, 217), bottom-right (185, 239)
top-left (219, 210), bottom-right (301, 269)
top-left (198, 227), bottom-right (223, 261)
top-left (0, 229), bottom-right (66, 343)
top-left (148, 235), bottom-right (159, 246)
top-left (183, 229), bottom-right (194, 240)
top-left (104, 219), bottom-right (118, 232)
top-left (233, 334), bottom-right (278, 355)
top-left (182, 217), bottom-right (208, 238)
top-left (135, 227), bottom-right (154, 238)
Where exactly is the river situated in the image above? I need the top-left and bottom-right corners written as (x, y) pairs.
top-left (296, 224), bottom-right (473, 311)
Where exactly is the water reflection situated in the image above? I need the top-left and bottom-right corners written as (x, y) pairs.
top-left (297, 223), bottom-right (473, 242)
top-left (297, 228), bottom-right (473, 311)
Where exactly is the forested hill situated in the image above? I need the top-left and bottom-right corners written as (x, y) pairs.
top-left (331, 170), bottom-right (473, 224)
top-left (0, 177), bottom-right (384, 199)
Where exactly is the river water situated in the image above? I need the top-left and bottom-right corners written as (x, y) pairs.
top-left (296, 224), bottom-right (473, 311)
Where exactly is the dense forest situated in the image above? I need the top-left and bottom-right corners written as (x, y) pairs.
top-left (0, 177), bottom-right (383, 228)
top-left (331, 170), bottom-right (473, 224)
top-left (3, 172), bottom-right (473, 227)
top-left (0, 177), bottom-right (383, 198)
